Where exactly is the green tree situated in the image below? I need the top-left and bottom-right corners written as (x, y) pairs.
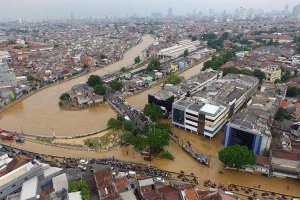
top-left (120, 67), bottom-right (126, 73)
top-left (83, 63), bottom-right (89, 69)
top-left (191, 35), bottom-right (197, 41)
top-left (143, 103), bottom-right (164, 121)
top-left (202, 32), bottom-right (217, 40)
top-left (286, 87), bottom-right (300, 97)
top-left (281, 67), bottom-right (291, 82)
top-left (110, 79), bottom-right (123, 91)
top-left (68, 181), bottom-right (79, 192)
top-left (221, 32), bottom-right (229, 40)
top-left (147, 59), bottom-right (161, 71)
top-left (132, 135), bottom-right (148, 151)
top-left (79, 180), bottom-right (90, 200)
top-left (107, 118), bottom-right (122, 129)
top-left (275, 107), bottom-right (293, 121)
top-left (147, 128), bottom-right (170, 154)
top-left (165, 73), bottom-right (184, 85)
top-left (253, 70), bottom-right (266, 83)
top-left (60, 92), bottom-right (70, 101)
top-left (274, 79), bottom-right (282, 84)
top-left (134, 56), bottom-right (141, 64)
top-left (93, 85), bottom-right (106, 95)
top-left (122, 120), bottom-right (137, 132)
top-left (202, 60), bottom-right (213, 71)
top-left (219, 145), bottom-right (256, 168)
top-left (87, 75), bottom-right (102, 87)
top-left (183, 49), bottom-right (189, 57)
top-left (27, 74), bottom-right (36, 82)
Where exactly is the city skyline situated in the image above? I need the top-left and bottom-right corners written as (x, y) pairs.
top-left (0, 0), bottom-right (299, 21)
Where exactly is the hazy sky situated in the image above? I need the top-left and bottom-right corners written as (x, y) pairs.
top-left (0, 0), bottom-right (299, 21)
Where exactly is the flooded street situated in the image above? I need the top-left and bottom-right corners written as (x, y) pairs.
top-left (0, 35), bottom-right (155, 136)
top-left (3, 124), bottom-right (300, 196)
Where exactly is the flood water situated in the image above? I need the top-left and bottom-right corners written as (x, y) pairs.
top-left (4, 125), bottom-right (300, 196)
top-left (0, 35), bottom-right (155, 136)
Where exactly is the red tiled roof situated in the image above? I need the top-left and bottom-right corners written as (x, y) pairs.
top-left (185, 188), bottom-right (199, 200)
top-left (280, 101), bottom-right (289, 108)
top-left (94, 168), bottom-right (113, 188)
top-left (114, 177), bottom-right (129, 192)
top-left (197, 190), bottom-right (220, 200)
top-left (158, 186), bottom-right (181, 200)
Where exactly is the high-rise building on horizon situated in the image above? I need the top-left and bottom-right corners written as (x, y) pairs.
top-left (167, 7), bottom-right (173, 18)
top-left (292, 3), bottom-right (300, 18)
top-left (151, 12), bottom-right (162, 18)
top-left (70, 11), bottom-right (74, 21)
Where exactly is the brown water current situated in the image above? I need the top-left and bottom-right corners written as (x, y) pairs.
top-left (0, 35), bottom-right (155, 136)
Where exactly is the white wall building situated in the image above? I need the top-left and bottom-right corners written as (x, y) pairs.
top-left (0, 63), bottom-right (17, 87)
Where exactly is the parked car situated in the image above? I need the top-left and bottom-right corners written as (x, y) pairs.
top-left (15, 137), bottom-right (25, 143)
top-left (155, 177), bottom-right (165, 183)
top-left (78, 165), bottom-right (87, 171)
top-left (79, 159), bottom-right (89, 165)
top-left (0, 132), bottom-right (14, 141)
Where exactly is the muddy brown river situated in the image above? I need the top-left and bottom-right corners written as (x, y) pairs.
top-left (0, 35), bottom-right (155, 136)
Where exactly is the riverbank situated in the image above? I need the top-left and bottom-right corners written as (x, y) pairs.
top-left (0, 35), bottom-right (155, 136)
top-left (0, 37), bottom-right (145, 114)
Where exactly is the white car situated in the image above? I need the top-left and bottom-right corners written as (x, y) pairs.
top-left (78, 165), bottom-right (87, 171)
top-left (155, 177), bottom-right (165, 183)
top-left (79, 159), bottom-right (88, 165)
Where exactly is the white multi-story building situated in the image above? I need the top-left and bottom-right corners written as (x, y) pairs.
top-left (0, 159), bottom-right (63, 199)
top-left (172, 74), bottom-right (259, 138)
top-left (0, 63), bottom-right (17, 87)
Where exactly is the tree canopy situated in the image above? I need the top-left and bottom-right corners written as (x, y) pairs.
top-left (93, 85), bottom-right (106, 95)
top-left (253, 69), bottom-right (266, 83)
top-left (183, 49), bottom-right (189, 57)
top-left (107, 118), bottom-right (122, 129)
top-left (219, 145), bottom-right (256, 168)
top-left (60, 92), bottom-right (70, 101)
top-left (144, 103), bottom-right (164, 121)
top-left (275, 107), bottom-right (293, 121)
top-left (110, 79), bottom-right (123, 91)
top-left (87, 75), bottom-right (102, 87)
top-left (120, 122), bottom-right (170, 154)
top-left (202, 49), bottom-right (236, 71)
top-left (27, 74), bottom-right (36, 82)
top-left (165, 73), bottom-right (184, 85)
top-left (134, 56), bottom-right (141, 64)
top-left (286, 87), bottom-right (300, 97)
top-left (147, 127), bottom-right (170, 154)
top-left (147, 59), bottom-right (161, 71)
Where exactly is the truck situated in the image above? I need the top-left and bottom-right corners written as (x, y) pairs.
top-left (15, 137), bottom-right (25, 143)
top-left (0, 132), bottom-right (14, 141)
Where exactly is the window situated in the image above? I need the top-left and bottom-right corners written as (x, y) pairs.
top-left (173, 108), bottom-right (185, 125)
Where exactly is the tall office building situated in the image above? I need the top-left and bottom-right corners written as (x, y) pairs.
top-left (167, 7), bottom-right (173, 18)
top-left (292, 3), bottom-right (300, 18)
top-left (70, 11), bottom-right (75, 22)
